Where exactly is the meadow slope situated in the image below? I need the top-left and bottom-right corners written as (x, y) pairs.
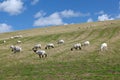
top-left (0, 20), bottom-right (120, 80)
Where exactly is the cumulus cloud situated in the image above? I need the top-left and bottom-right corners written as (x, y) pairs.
top-left (0, 0), bottom-right (24, 15)
top-left (33, 10), bottom-right (89, 27)
top-left (60, 9), bottom-right (90, 18)
top-left (34, 11), bottom-right (46, 18)
top-left (87, 18), bottom-right (93, 23)
top-left (33, 12), bottom-right (64, 27)
top-left (0, 23), bottom-right (13, 33)
top-left (31, 0), bottom-right (39, 5)
top-left (98, 14), bottom-right (114, 21)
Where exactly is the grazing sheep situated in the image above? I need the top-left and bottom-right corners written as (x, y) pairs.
top-left (10, 35), bottom-right (23, 39)
top-left (17, 40), bottom-right (22, 44)
top-left (100, 43), bottom-right (107, 51)
top-left (3, 40), bottom-right (6, 43)
top-left (10, 37), bottom-right (14, 39)
top-left (32, 48), bottom-right (47, 58)
top-left (57, 39), bottom-right (64, 44)
top-left (10, 45), bottom-right (22, 53)
top-left (71, 43), bottom-right (82, 51)
top-left (45, 43), bottom-right (54, 49)
top-left (14, 35), bottom-right (20, 39)
top-left (10, 45), bottom-right (14, 51)
top-left (82, 41), bottom-right (90, 46)
top-left (33, 44), bottom-right (41, 50)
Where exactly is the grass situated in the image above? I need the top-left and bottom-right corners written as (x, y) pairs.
top-left (0, 20), bottom-right (120, 80)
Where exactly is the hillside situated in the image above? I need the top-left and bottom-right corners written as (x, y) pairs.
top-left (0, 20), bottom-right (120, 80)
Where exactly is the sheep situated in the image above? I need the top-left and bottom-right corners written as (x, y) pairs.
top-left (13, 46), bottom-right (22, 53)
top-left (14, 35), bottom-right (20, 39)
top-left (10, 37), bottom-right (14, 39)
top-left (10, 45), bottom-right (14, 51)
top-left (82, 41), bottom-right (90, 46)
top-left (17, 40), bottom-right (22, 44)
top-left (3, 40), bottom-right (6, 43)
top-left (33, 44), bottom-right (41, 50)
top-left (100, 43), bottom-right (107, 51)
top-left (32, 48), bottom-right (47, 58)
top-left (45, 43), bottom-right (54, 49)
top-left (14, 35), bottom-right (23, 38)
top-left (57, 39), bottom-right (64, 44)
top-left (71, 43), bottom-right (82, 51)
top-left (10, 35), bottom-right (23, 39)
top-left (10, 45), bottom-right (22, 53)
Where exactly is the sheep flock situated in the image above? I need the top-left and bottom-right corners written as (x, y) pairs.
top-left (0, 35), bottom-right (109, 59)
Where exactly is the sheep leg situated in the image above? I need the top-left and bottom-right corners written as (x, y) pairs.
top-left (39, 54), bottom-right (41, 58)
top-left (42, 55), bottom-right (44, 58)
top-left (11, 49), bottom-right (14, 51)
top-left (45, 47), bottom-right (47, 49)
top-left (45, 54), bottom-right (47, 57)
top-left (79, 47), bottom-right (81, 50)
top-left (71, 48), bottom-right (73, 51)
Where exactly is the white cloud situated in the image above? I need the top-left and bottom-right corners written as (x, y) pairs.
top-left (87, 18), bottom-right (93, 23)
top-left (31, 0), bottom-right (39, 5)
top-left (0, 0), bottom-right (24, 15)
top-left (98, 14), bottom-right (114, 21)
top-left (33, 12), bottom-right (65, 27)
top-left (63, 23), bottom-right (68, 25)
top-left (0, 23), bottom-right (13, 33)
top-left (34, 11), bottom-right (46, 18)
top-left (60, 9), bottom-right (90, 18)
top-left (33, 10), bottom-right (89, 27)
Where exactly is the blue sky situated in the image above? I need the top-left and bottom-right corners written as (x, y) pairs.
top-left (0, 0), bottom-right (120, 33)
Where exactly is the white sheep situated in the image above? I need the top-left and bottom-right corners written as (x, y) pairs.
top-left (10, 37), bottom-right (14, 39)
top-left (14, 35), bottom-right (20, 39)
top-left (100, 43), bottom-right (107, 51)
top-left (10, 45), bottom-right (22, 53)
top-left (32, 48), bottom-right (47, 58)
top-left (17, 40), bottom-right (22, 44)
top-left (33, 44), bottom-right (41, 50)
top-left (45, 43), bottom-right (54, 49)
top-left (10, 45), bottom-right (14, 51)
top-left (71, 43), bottom-right (82, 51)
top-left (11, 35), bottom-right (23, 39)
top-left (3, 40), bottom-right (6, 43)
top-left (82, 41), bottom-right (90, 46)
top-left (57, 39), bottom-right (64, 44)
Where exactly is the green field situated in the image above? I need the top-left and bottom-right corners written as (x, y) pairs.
top-left (0, 20), bottom-right (120, 80)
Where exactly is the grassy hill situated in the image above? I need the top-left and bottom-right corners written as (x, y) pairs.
top-left (0, 20), bottom-right (120, 80)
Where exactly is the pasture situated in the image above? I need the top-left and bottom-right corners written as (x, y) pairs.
top-left (0, 20), bottom-right (120, 80)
